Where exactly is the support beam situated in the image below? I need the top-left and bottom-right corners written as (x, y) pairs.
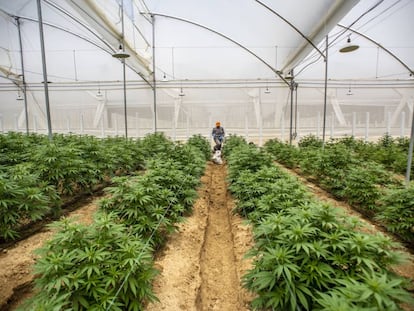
top-left (67, 0), bottom-right (151, 80)
top-left (37, 0), bottom-right (53, 140)
top-left (281, 0), bottom-right (359, 73)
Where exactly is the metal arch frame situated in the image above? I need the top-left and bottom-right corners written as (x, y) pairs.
top-left (337, 24), bottom-right (414, 186)
top-left (43, 0), bottom-right (152, 86)
top-left (148, 12), bottom-right (290, 86)
top-left (0, 9), bottom-right (152, 86)
top-left (254, 0), bottom-right (325, 60)
top-left (337, 24), bottom-right (413, 76)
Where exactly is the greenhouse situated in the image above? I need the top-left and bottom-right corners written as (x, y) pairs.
top-left (0, 0), bottom-right (414, 310)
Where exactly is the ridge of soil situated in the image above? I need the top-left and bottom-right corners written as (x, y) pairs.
top-left (0, 187), bottom-right (105, 250)
top-left (146, 162), bottom-right (254, 310)
top-left (0, 199), bottom-right (100, 311)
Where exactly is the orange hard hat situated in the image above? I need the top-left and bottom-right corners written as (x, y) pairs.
top-left (215, 121), bottom-right (221, 126)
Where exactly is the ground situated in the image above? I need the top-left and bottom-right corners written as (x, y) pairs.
top-left (146, 162), bottom-right (254, 311)
top-left (0, 161), bottom-right (413, 311)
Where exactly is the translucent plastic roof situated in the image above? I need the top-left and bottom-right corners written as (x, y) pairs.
top-left (3, 0), bottom-right (412, 83)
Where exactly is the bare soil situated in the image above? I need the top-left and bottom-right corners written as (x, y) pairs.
top-left (2, 160), bottom-right (413, 311)
top-left (0, 199), bottom-right (99, 311)
top-left (146, 162), bottom-right (254, 310)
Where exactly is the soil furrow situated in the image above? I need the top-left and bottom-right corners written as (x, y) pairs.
top-left (197, 163), bottom-right (241, 310)
top-left (147, 162), bottom-right (254, 311)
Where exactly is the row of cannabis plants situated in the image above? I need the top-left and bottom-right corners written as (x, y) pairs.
top-left (0, 132), bottom-right (180, 241)
top-left (264, 136), bottom-right (414, 246)
top-left (224, 135), bottom-right (413, 310)
top-left (18, 134), bottom-right (211, 311)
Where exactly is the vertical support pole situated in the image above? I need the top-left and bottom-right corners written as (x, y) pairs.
top-left (317, 112), bottom-right (320, 138)
top-left (36, 0), bottom-right (52, 140)
top-left (16, 17), bottom-right (29, 134)
top-left (122, 58), bottom-right (128, 138)
top-left (365, 112), bottom-right (370, 142)
top-left (401, 111), bottom-right (405, 137)
top-left (151, 14), bottom-right (157, 133)
top-left (322, 35), bottom-right (328, 148)
top-left (352, 112), bottom-right (356, 137)
top-left (294, 82), bottom-right (298, 139)
top-left (330, 112), bottom-right (334, 139)
top-left (289, 74), bottom-right (294, 145)
top-left (119, 0), bottom-right (128, 138)
top-left (405, 107), bottom-right (414, 185)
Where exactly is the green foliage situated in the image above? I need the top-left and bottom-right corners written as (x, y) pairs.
top-left (226, 143), bottom-right (273, 184)
top-left (0, 164), bottom-right (59, 240)
top-left (264, 138), bottom-right (299, 168)
top-left (315, 274), bottom-right (414, 311)
top-left (25, 135), bottom-right (206, 310)
top-left (336, 134), bottom-right (411, 178)
top-left (23, 213), bottom-right (158, 311)
top-left (226, 143), bottom-right (411, 311)
top-left (99, 176), bottom-right (176, 246)
top-left (376, 185), bottom-right (414, 244)
top-left (166, 144), bottom-right (206, 178)
top-left (298, 134), bottom-right (323, 149)
top-left (139, 132), bottom-right (175, 159)
top-left (221, 134), bottom-right (247, 158)
top-left (243, 203), bottom-right (408, 311)
top-left (187, 134), bottom-right (211, 160)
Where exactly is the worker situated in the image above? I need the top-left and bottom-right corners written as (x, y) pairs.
top-left (212, 121), bottom-right (225, 150)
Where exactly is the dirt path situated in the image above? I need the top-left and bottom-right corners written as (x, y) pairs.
top-left (0, 197), bottom-right (100, 311)
top-left (147, 162), bottom-right (254, 311)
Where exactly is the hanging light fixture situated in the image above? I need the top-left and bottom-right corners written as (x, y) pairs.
top-left (346, 85), bottom-right (353, 96)
top-left (339, 36), bottom-right (359, 53)
top-left (112, 44), bottom-right (130, 59)
top-left (179, 87), bottom-right (185, 96)
top-left (264, 80), bottom-right (271, 94)
top-left (284, 72), bottom-right (293, 80)
top-left (96, 83), bottom-right (103, 98)
top-left (16, 91), bottom-right (23, 101)
top-left (162, 72), bottom-right (168, 82)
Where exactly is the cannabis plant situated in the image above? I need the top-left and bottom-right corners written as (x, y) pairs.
top-left (187, 134), bottom-right (211, 160)
top-left (221, 134), bottom-right (247, 158)
top-left (0, 164), bottom-right (58, 240)
top-left (376, 185), bottom-right (414, 244)
top-left (264, 138), bottom-right (299, 168)
top-left (24, 213), bottom-right (158, 311)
